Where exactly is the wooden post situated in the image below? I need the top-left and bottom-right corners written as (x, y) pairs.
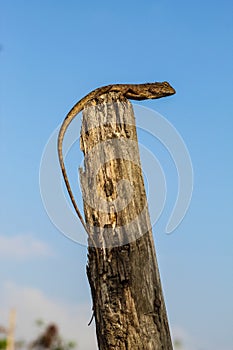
top-left (79, 92), bottom-right (173, 349)
top-left (6, 309), bottom-right (16, 350)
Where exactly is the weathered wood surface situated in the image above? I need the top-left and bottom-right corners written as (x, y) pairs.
top-left (79, 92), bottom-right (173, 350)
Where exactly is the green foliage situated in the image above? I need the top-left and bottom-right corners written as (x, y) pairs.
top-left (52, 340), bottom-right (77, 350)
top-left (0, 339), bottom-right (7, 350)
top-left (35, 319), bottom-right (45, 328)
top-left (174, 338), bottom-right (183, 349)
top-left (67, 341), bottom-right (76, 349)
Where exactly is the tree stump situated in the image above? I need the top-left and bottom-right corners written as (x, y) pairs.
top-left (79, 92), bottom-right (173, 350)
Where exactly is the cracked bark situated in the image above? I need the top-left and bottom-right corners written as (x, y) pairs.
top-left (79, 92), bottom-right (173, 350)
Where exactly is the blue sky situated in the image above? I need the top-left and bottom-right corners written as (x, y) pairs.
top-left (0, 1), bottom-right (233, 349)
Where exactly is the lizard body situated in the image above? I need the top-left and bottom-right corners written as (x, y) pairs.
top-left (57, 82), bottom-right (175, 239)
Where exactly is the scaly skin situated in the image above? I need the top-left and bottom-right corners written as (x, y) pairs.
top-left (57, 82), bottom-right (176, 236)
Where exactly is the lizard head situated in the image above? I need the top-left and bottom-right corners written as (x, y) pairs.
top-left (146, 81), bottom-right (176, 99)
top-left (125, 81), bottom-right (176, 100)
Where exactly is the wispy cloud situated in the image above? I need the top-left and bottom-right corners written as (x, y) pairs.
top-left (0, 282), bottom-right (97, 350)
top-left (0, 234), bottom-right (53, 259)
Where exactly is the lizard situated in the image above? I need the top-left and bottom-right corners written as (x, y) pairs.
top-left (57, 81), bottom-right (175, 237)
top-left (57, 81), bottom-right (175, 324)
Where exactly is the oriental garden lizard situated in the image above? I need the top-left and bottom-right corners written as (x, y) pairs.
top-left (57, 82), bottom-right (175, 236)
